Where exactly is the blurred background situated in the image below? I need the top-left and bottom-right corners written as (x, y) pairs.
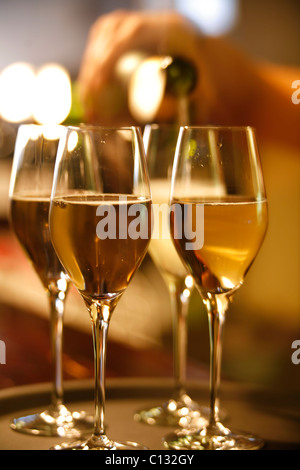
top-left (0, 0), bottom-right (299, 399)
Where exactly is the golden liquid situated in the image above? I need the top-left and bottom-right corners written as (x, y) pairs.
top-left (171, 198), bottom-right (268, 297)
top-left (10, 196), bottom-right (66, 289)
top-left (149, 180), bottom-right (187, 282)
top-left (50, 194), bottom-right (152, 303)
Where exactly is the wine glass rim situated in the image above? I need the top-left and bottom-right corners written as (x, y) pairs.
top-left (144, 123), bottom-right (181, 128)
top-left (66, 124), bottom-right (142, 132)
top-left (15, 123), bottom-right (66, 140)
top-left (179, 125), bottom-right (256, 132)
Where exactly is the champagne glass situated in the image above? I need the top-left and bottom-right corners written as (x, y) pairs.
top-left (9, 124), bottom-right (93, 437)
top-left (134, 124), bottom-right (208, 428)
top-left (49, 125), bottom-right (151, 450)
top-left (165, 126), bottom-right (268, 450)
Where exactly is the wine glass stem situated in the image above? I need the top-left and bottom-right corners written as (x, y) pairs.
top-left (48, 290), bottom-right (65, 409)
top-left (206, 298), bottom-right (226, 426)
top-left (92, 316), bottom-right (109, 437)
top-left (169, 279), bottom-right (190, 399)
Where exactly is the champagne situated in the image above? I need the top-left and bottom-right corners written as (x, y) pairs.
top-left (171, 198), bottom-right (268, 297)
top-left (10, 195), bottom-right (65, 289)
top-left (50, 194), bottom-right (151, 303)
top-left (149, 180), bottom-right (225, 283)
top-left (149, 180), bottom-right (187, 282)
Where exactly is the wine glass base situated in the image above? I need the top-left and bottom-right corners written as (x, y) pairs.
top-left (11, 408), bottom-right (94, 438)
top-left (51, 436), bottom-right (148, 450)
top-left (163, 424), bottom-right (264, 450)
top-left (134, 392), bottom-right (228, 428)
top-left (134, 394), bottom-right (211, 428)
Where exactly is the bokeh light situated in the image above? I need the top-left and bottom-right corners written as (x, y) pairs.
top-left (0, 62), bottom-right (36, 123)
top-left (0, 62), bottom-right (72, 125)
top-left (32, 64), bottom-right (72, 125)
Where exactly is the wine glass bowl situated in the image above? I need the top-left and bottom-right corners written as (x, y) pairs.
top-left (49, 125), bottom-right (151, 450)
top-left (164, 126), bottom-right (268, 450)
top-left (9, 124), bottom-right (93, 437)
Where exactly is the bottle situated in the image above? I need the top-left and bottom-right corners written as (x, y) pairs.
top-left (117, 53), bottom-right (198, 124)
